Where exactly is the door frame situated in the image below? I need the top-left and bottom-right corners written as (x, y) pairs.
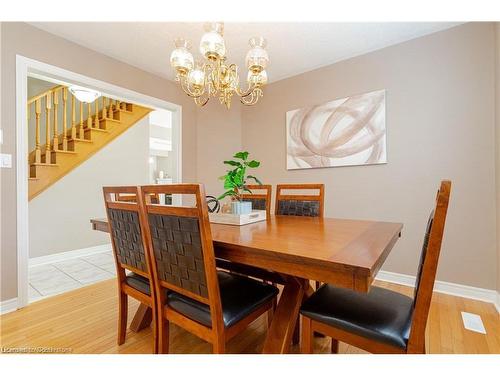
top-left (16, 55), bottom-right (183, 309)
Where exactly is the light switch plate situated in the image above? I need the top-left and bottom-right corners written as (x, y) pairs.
top-left (461, 312), bottom-right (486, 334)
top-left (0, 153), bottom-right (12, 168)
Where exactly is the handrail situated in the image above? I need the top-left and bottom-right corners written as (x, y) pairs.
top-left (28, 84), bottom-right (65, 105)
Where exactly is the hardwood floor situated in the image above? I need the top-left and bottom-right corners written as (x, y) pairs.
top-left (1, 279), bottom-right (498, 354)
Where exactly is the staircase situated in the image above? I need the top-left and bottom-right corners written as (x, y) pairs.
top-left (27, 85), bottom-right (152, 200)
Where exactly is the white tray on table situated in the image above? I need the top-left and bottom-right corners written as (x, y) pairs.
top-left (209, 210), bottom-right (267, 226)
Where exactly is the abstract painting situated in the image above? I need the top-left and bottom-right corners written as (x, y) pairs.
top-left (286, 89), bottom-right (386, 170)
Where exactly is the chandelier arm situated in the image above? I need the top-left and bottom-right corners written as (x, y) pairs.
top-left (236, 81), bottom-right (259, 97)
top-left (194, 95), bottom-right (210, 107)
top-left (240, 88), bottom-right (263, 106)
top-left (211, 59), bottom-right (222, 93)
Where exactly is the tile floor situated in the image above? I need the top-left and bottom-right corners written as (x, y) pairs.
top-left (29, 250), bottom-right (116, 302)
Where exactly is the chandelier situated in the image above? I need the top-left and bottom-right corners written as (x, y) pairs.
top-left (169, 22), bottom-right (269, 109)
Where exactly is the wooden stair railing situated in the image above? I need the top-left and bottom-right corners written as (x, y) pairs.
top-left (26, 85), bottom-right (152, 201)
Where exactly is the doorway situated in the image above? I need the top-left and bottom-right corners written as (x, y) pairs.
top-left (16, 55), bottom-right (182, 308)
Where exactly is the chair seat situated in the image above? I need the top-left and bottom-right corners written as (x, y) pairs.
top-left (125, 272), bottom-right (151, 295)
top-left (167, 271), bottom-right (278, 328)
top-left (300, 284), bottom-right (414, 349)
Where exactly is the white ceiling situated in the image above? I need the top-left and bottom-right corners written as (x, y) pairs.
top-left (30, 22), bottom-right (461, 83)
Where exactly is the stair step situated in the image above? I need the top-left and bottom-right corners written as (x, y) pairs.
top-left (31, 162), bottom-right (59, 167)
top-left (29, 163), bottom-right (59, 178)
top-left (41, 149), bottom-right (77, 164)
top-left (86, 127), bottom-right (110, 133)
top-left (66, 138), bottom-right (93, 144)
top-left (101, 117), bottom-right (120, 124)
top-left (42, 149), bottom-right (77, 156)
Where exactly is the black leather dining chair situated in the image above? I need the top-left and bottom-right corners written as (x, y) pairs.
top-left (300, 180), bottom-right (451, 354)
top-left (137, 183), bottom-right (279, 354)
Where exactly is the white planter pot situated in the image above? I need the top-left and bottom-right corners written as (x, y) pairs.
top-left (231, 201), bottom-right (252, 215)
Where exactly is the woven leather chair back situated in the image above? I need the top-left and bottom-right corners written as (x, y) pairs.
top-left (275, 184), bottom-right (324, 218)
top-left (139, 184), bottom-right (220, 306)
top-left (147, 213), bottom-right (208, 297)
top-left (103, 186), bottom-right (153, 278)
top-left (240, 184), bottom-right (272, 215)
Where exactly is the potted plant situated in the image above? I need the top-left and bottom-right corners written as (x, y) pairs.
top-left (217, 151), bottom-right (262, 214)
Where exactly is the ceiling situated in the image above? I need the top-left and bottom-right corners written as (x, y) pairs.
top-left (30, 22), bottom-right (461, 83)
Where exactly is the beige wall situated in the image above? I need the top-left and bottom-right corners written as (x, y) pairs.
top-left (196, 103), bottom-right (242, 198)
top-left (242, 23), bottom-right (497, 289)
top-left (29, 116), bottom-right (150, 258)
top-left (0, 22), bottom-right (199, 302)
top-left (496, 22), bottom-right (500, 293)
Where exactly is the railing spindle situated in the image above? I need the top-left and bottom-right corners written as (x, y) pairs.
top-left (102, 97), bottom-right (107, 120)
top-left (79, 101), bottom-right (85, 140)
top-left (45, 93), bottom-right (52, 163)
top-left (71, 94), bottom-right (77, 140)
top-left (94, 98), bottom-right (100, 129)
top-left (108, 98), bottom-right (113, 118)
top-left (35, 99), bottom-right (42, 164)
top-left (87, 103), bottom-right (92, 129)
top-left (62, 88), bottom-right (68, 150)
top-left (52, 90), bottom-right (59, 151)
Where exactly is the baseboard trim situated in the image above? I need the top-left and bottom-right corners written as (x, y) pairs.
top-left (0, 298), bottom-right (18, 315)
top-left (376, 270), bottom-right (500, 314)
top-left (29, 243), bottom-right (112, 267)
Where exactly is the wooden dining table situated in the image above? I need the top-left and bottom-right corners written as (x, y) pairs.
top-left (90, 215), bottom-right (402, 354)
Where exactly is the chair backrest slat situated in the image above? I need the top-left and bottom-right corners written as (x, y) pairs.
top-left (240, 184), bottom-right (272, 215)
top-left (275, 183), bottom-right (324, 217)
top-left (407, 180), bottom-right (451, 353)
top-left (139, 184), bottom-right (224, 331)
top-left (103, 186), bottom-right (154, 280)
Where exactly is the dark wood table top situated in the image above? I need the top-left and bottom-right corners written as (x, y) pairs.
top-left (91, 215), bottom-right (402, 292)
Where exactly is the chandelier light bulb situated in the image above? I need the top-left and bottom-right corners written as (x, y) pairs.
top-left (247, 70), bottom-right (268, 86)
top-left (246, 36), bottom-right (269, 74)
top-left (170, 38), bottom-right (194, 76)
top-left (199, 22), bottom-right (226, 60)
top-left (188, 65), bottom-right (205, 88)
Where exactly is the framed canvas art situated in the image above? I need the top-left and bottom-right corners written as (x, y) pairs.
top-left (286, 89), bottom-right (386, 170)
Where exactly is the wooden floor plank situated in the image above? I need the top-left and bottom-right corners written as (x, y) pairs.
top-left (1, 278), bottom-right (498, 354)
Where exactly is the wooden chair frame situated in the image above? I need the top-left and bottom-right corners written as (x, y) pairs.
top-left (138, 184), bottom-right (276, 354)
top-left (275, 184), bottom-right (325, 218)
top-left (275, 183), bottom-right (325, 292)
top-left (240, 184), bottom-right (272, 216)
top-left (116, 192), bottom-right (159, 204)
top-left (103, 186), bottom-right (158, 353)
top-left (301, 180), bottom-right (451, 354)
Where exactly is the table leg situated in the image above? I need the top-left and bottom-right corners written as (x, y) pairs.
top-left (130, 303), bottom-right (152, 332)
top-left (292, 281), bottom-right (316, 344)
top-left (262, 276), bottom-right (308, 354)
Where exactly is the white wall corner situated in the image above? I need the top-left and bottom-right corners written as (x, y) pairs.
top-left (376, 270), bottom-right (499, 311)
top-left (0, 298), bottom-right (18, 315)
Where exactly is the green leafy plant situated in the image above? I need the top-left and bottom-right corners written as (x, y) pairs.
top-left (217, 151), bottom-right (262, 201)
